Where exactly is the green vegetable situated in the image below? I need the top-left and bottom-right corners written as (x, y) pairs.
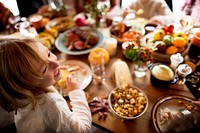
top-left (123, 47), bottom-right (142, 63)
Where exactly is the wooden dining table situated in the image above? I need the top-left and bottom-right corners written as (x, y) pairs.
top-left (52, 27), bottom-right (196, 133)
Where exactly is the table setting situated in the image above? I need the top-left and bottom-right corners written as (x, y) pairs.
top-left (2, 2), bottom-right (200, 132)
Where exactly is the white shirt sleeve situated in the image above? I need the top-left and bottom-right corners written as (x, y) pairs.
top-left (15, 90), bottom-right (92, 133)
top-left (44, 90), bottom-right (92, 133)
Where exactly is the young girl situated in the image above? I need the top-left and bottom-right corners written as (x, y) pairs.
top-left (0, 34), bottom-right (92, 133)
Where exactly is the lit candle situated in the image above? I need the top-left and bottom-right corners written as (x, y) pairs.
top-left (29, 14), bottom-right (43, 29)
top-left (105, 37), bottom-right (117, 56)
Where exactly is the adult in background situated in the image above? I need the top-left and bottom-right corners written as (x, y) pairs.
top-left (74, 0), bottom-right (119, 14)
top-left (16, 0), bottom-right (46, 17)
top-left (181, 0), bottom-right (200, 26)
top-left (129, 0), bottom-right (175, 26)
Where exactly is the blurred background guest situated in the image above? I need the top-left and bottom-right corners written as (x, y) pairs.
top-left (0, 107), bottom-right (15, 132)
top-left (74, 0), bottom-right (119, 14)
top-left (129, 0), bottom-right (174, 26)
top-left (0, 2), bottom-right (14, 31)
top-left (16, 0), bottom-right (46, 17)
top-left (181, 0), bottom-right (200, 26)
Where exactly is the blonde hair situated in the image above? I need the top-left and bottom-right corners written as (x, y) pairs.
top-left (0, 34), bottom-right (50, 112)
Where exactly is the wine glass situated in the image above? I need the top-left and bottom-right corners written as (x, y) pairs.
top-left (97, 0), bottom-right (110, 27)
top-left (48, 0), bottom-right (63, 10)
top-left (176, 64), bottom-right (192, 85)
top-left (179, 15), bottom-right (195, 32)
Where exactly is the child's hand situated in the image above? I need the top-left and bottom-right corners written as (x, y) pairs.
top-left (66, 75), bottom-right (80, 92)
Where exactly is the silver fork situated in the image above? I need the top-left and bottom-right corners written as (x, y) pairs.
top-left (180, 108), bottom-right (191, 116)
top-left (179, 108), bottom-right (196, 124)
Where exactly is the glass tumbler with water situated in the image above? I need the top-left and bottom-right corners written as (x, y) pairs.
top-left (48, 0), bottom-right (64, 10)
top-left (89, 53), bottom-right (105, 83)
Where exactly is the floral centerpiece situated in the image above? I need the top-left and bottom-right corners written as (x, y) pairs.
top-left (122, 41), bottom-right (155, 77)
top-left (123, 41), bottom-right (155, 63)
top-left (84, 0), bottom-right (108, 27)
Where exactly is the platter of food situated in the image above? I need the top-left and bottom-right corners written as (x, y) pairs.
top-left (151, 95), bottom-right (199, 133)
top-left (142, 24), bottom-right (190, 62)
top-left (110, 22), bottom-right (145, 43)
top-left (36, 28), bottom-right (59, 50)
top-left (55, 27), bottom-right (103, 55)
top-left (55, 60), bottom-right (92, 97)
top-left (45, 16), bottom-right (74, 32)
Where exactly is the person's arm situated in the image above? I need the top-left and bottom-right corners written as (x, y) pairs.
top-left (0, 2), bottom-right (13, 31)
top-left (156, 0), bottom-right (173, 16)
top-left (110, 0), bottom-right (119, 8)
top-left (44, 76), bottom-right (92, 133)
top-left (44, 92), bottom-right (92, 133)
top-left (148, 0), bottom-right (175, 25)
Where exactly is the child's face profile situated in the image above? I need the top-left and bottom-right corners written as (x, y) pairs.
top-left (28, 42), bottom-right (61, 88)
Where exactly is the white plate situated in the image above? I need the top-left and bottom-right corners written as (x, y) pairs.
top-left (110, 22), bottom-right (145, 43)
top-left (45, 16), bottom-right (74, 32)
top-left (58, 60), bottom-right (92, 93)
top-left (55, 27), bottom-right (103, 55)
top-left (151, 95), bottom-right (197, 133)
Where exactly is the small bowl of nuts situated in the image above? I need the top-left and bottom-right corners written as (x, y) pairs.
top-left (108, 85), bottom-right (148, 120)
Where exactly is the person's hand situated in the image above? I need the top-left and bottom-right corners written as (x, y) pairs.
top-left (191, 98), bottom-right (200, 111)
top-left (192, 98), bottom-right (200, 107)
top-left (148, 17), bottom-right (163, 26)
top-left (65, 75), bottom-right (80, 93)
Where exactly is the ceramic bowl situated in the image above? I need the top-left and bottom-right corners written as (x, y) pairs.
top-left (144, 23), bottom-right (157, 35)
top-left (149, 63), bottom-right (177, 88)
top-left (108, 86), bottom-right (148, 120)
top-left (153, 44), bottom-right (189, 63)
top-left (142, 33), bottom-right (190, 63)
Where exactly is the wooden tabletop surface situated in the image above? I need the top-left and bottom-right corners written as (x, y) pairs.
top-left (53, 34), bottom-right (195, 133)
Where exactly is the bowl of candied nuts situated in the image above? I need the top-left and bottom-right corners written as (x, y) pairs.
top-left (108, 85), bottom-right (148, 120)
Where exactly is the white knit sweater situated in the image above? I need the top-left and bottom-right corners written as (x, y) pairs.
top-left (14, 89), bottom-right (92, 133)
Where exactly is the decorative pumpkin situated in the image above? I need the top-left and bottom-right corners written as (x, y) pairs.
top-left (88, 47), bottom-right (110, 65)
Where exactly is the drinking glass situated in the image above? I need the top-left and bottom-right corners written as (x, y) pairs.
top-left (133, 61), bottom-right (148, 78)
top-left (179, 15), bottom-right (195, 32)
top-left (48, 0), bottom-right (63, 10)
top-left (89, 53), bottom-right (105, 83)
